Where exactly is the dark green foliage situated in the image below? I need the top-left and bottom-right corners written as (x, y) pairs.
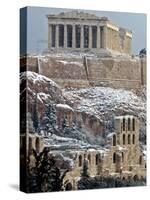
top-left (32, 94), bottom-right (40, 133)
top-left (139, 48), bottom-right (146, 56)
top-left (26, 148), bottom-right (68, 193)
top-left (62, 121), bottom-right (87, 142)
top-left (62, 117), bottom-right (68, 130)
top-left (78, 176), bottom-right (146, 190)
top-left (42, 104), bottom-right (56, 135)
top-left (45, 104), bottom-right (56, 128)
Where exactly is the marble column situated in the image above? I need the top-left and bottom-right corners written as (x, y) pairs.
top-left (103, 26), bottom-right (107, 49)
top-left (89, 26), bottom-right (92, 49)
top-left (64, 24), bottom-right (67, 48)
top-left (80, 25), bottom-right (84, 49)
top-left (97, 26), bottom-right (100, 49)
top-left (55, 24), bottom-right (59, 48)
top-left (72, 24), bottom-right (76, 48)
top-left (48, 24), bottom-right (52, 48)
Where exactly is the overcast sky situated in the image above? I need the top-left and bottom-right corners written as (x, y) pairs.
top-left (20, 6), bottom-right (146, 55)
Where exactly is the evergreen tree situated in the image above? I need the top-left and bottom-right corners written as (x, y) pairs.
top-left (32, 93), bottom-right (40, 133)
top-left (27, 112), bottom-right (35, 133)
top-left (139, 48), bottom-right (146, 56)
top-left (77, 176), bottom-right (146, 190)
top-left (43, 104), bottom-right (56, 135)
top-left (26, 148), bottom-right (68, 192)
top-left (62, 116), bottom-right (68, 129)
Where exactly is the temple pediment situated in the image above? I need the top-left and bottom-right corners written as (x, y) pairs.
top-left (47, 11), bottom-right (108, 21)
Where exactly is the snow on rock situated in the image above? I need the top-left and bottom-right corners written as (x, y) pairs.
top-left (64, 86), bottom-right (146, 142)
top-left (117, 145), bottom-right (127, 152)
top-left (56, 104), bottom-right (74, 112)
top-left (20, 71), bottom-right (64, 104)
top-left (57, 60), bottom-right (83, 67)
top-left (107, 132), bottom-right (116, 138)
top-left (20, 71), bottom-right (59, 87)
top-left (20, 71), bottom-right (146, 149)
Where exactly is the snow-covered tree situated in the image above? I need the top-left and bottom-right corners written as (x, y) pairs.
top-left (32, 94), bottom-right (40, 133)
top-left (139, 48), bottom-right (146, 56)
top-left (42, 104), bottom-right (57, 136)
top-left (27, 112), bottom-right (35, 133)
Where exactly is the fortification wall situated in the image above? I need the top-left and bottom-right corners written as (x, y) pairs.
top-left (20, 55), bottom-right (146, 89)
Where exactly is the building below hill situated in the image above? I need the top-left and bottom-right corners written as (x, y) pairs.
top-left (20, 115), bottom-right (146, 190)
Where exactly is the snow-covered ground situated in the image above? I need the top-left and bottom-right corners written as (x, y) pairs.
top-left (20, 71), bottom-right (146, 149)
top-left (64, 86), bottom-right (146, 138)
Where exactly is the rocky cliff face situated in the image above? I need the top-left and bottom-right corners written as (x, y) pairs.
top-left (64, 86), bottom-right (146, 139)
top-left (20, 71), bottom-right (146, 147)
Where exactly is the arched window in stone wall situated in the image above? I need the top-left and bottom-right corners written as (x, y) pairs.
top-left (133, 175), bottom-right (139, 181)
top-left (123, 134), bottom-right (126, 145)
top-left (139, 155), bottom-right (142, 165)
top-left (35, 137), bottom-right (40, 153)
top-left (123, 118), bottom-right (125, 131)
top-left (132, 118), bottom-right (135, 131)
top-left (65, 182), bottom-right (73, 191)
top-left (79, 155), bottom-right (82, 167)
top-left (128, 118), bottom-right (131, 131)
top-left (113, 134), bottom-right (116, 146)
top-left (122, 152), bottom-right (124, 162)
top-left (132, 134), bottom-right (135, 144)
top-left (113, 152), bottom-right (116, 163)
top-left (128, 134), bottom-right (131, 144)
top-left (88, 154), bottom-right (91, 164)
top-left (96, 154), bottom-right (99, 165)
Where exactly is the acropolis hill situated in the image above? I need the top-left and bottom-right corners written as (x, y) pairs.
top-left (20, 11), bottom-right (146, 89)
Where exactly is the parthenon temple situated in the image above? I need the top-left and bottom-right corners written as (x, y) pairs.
top-left (47, 11), bottom-right (132, 55)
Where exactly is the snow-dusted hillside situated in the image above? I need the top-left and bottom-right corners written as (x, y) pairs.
top-left (64, 87), bottom-right (146, 143)
top-left (20, 71), bottom-right (146, 147)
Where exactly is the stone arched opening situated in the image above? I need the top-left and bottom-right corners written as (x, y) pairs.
top-left (139, 155), bottom-right (142, 165)
top-left (123, 118), bottom-right (125, 131)
top-left (128, 118), bottom-right (131, 131)
top-left (132, 134), bottom-right (135, 144)
top-left (122, 152), bottom-right (124, 162)
top-left (132, 118), bottom-right (135, 131)
top-left (128, 134), bottom-right (131, 144)
top-left (95, 154), bottom-right (99, 165)
top-left (113, 134), bottom-right (116, 146)
top-left (113, 152), bottom-right (116, 163)
top-left (65, 182), bottom-right (73, 191)
top-left (78, 155), bottom-right (82, 167)
top-left (123, 134), bottom-right (126, 145)
top-left (133, 175), bottom-right (139, 181)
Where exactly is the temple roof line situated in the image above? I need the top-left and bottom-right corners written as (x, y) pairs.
top-left (47, 10), bottom-right (108, 21)
top-left (47, 11), bottom-right (132, 33)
